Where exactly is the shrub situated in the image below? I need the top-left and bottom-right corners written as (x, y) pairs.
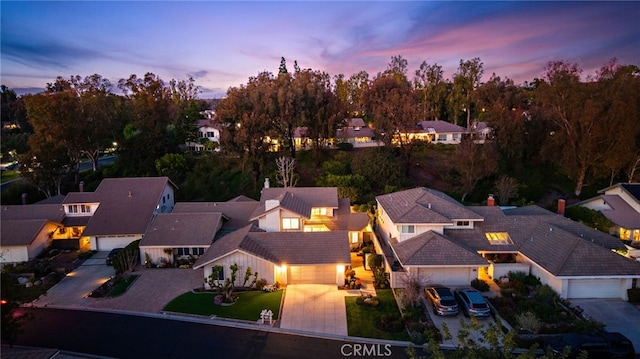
top-left (377, 314), bottom-right (404, 332)
top-left (471, 278), bottom-right (490, 292)
top-left (355, 295), bottom-right (380, 307)
top-left (255, 278), bottom-right (268, 290)
top-left (409, 330), bottom-right (426, 344)
top-left (516, 312), bottom-right (542, 334)
top-left (628, 288), bottom-right (640, 304)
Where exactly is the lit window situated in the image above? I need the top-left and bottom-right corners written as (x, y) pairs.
top-left (351, 232), bottom-right (359, 243)
top-left (303, 225), bottom-right (329, 232)
top-left (485, 232), bottom-right (513, 245)
top-left (311, 208), bottom-right (327, 216)
top-left (282, 218), bottom-right (300, 230)
top-left (400, 225), bottom-right (415, 234)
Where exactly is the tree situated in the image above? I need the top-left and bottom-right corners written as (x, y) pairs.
top-left (454, 137), bottom-right (498, 202)
top-left (275, 156), bottom-right (298, 187)
top-left (169, 77), bottom-right (202, 147)
top-left (155, 153), bottom-right (188, 185)
top-left (450, 58), bottom-right (484, 129)
top-left (414, 62), bottom-right (448, 121)
top-left (495, 176), bottom-right (519, 206)
top-left (346, 71), bottom-right (369, 117)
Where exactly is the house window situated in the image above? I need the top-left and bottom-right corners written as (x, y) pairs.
top-left (311, 208), bottom-right (327, 216)
top-left (351, 232), bottom-right (359, 243)
top-left (177, 248), bottom-right (191, 256)
top-left (282, 217), bottom-right (300, 230)
top-left (456, 221), bottom-right (469, 227)
top-left (195, 247), bottom-right (205, 255)
top-left (303, 225), bottom-right (329, 232)
top-left (438, 134), bottom-right (447, 141)
top-left (80, 205), bottom-right (91, 213)
top-left (453, 133), bottom-right (459, 140)
top-left (485, 232), bottom-right (513, 245)
top-left (400, 225), bottom-right (415, 234)
top-left (214, 267), bottom-right (224, 280)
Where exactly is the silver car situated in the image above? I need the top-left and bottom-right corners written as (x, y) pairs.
top-left (425, 286), bottom-right (459, 316)
top-left (454, 288), bottom-right (491, 317)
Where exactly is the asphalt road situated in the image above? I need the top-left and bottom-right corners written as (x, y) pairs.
top-left (13, 308), bottom-right (412, 359)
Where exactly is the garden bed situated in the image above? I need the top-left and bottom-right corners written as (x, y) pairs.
top-left (345, 289), bottom-right (410, 341)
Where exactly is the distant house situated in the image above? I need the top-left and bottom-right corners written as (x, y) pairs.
top-left (570, 183), bottom-right (640, 246)
top-left (0, 204), bottom-right (65, 263)
top-left (335, 118), bottom-right (380, 148)
top-left (413, 121), bottom-right (467, 144)
top-left (185, 119), bottom-right (220, 152)
top-left (374, 187), bottom-right (640, 300)
top-left (193, 184), bottom-right (372, 286)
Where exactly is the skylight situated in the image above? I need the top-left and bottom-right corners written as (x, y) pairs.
top-left (485, 232), bottom-right (513, 245)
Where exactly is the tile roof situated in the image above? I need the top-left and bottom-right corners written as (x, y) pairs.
top-left (376, 187), bottom-right (483, 224)
top-left (1, 204), bottom-right (65, 222)
top-left (80, 177), bottom-right (175, 236)
top-left (1, 219), bottom-right (54, 246)
top-left (140, 213), bottom-right (221, 247)
top-left (194, 224), bottom-right (350, 268)
top-left (392, 231), bottom-right (487, 266)
top-left (173, 201), bottom-right (260, 230)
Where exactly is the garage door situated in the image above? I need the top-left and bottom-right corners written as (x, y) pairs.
top-left (567, 279), bottom-right (621, 299)
top-left (96, 237), bottom-right (137, 252)
top-left (290, 265), bottom-right (336, 284)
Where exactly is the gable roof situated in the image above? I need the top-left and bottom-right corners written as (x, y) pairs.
top-left (376, 187), bottom-right (483, 224)
top-left (596, 195), bottom-right (640, 228)
top-left (194, 224), bottom-right (350, 268)
top-left (251, 187), bottom-right (340, 220)
top-left (173, 201), bottom-right (260, 230)
top-left (1, 219), bottom-right (57, 246)
top-left (80, 177), bottom-right (176, 236)
top-left (621, 183), bottom-right (640, 202)
top-left (1, 204), bottom-right (65, 222)
top-left (392, 231), bottom-right (487, 266)
top-left (140, 213), bottom-right (222, 247)
top-left (418, 121), bottom-right (466, 133)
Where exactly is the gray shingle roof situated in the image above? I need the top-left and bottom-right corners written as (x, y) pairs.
top-left (172, 201), bottom-right (260, 230)
top-left (596, 195), bottom-right (640, 229)
top-left (392, 231), bottom-right (487, 266)
top-left (1, 204), bottom-right (65, 222)
top-left (80, 177), bottom-right (175, 236)
top-left (1, 219), bottom-right (54, 246)
top-left (251, 187), bottom-right (340, 220)
top-left (418, 121), bottom-right (467, 133)
top-left (194, 224), bottom-right (351, 268)
top-left (140, 213), bottom-right (222, 247)
top-left (376, 187), bottom-right (483, 224)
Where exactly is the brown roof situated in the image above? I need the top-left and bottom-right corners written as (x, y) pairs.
top-left (194, 224), bottom-right (351, 268)
top-left (1, 204), bottom-right (65, 222)
top-left (172, 201), bottom-right (260, 230)
top-left (1, 219), bottom-right (57, 246)
top-left (140, 213), bottom-right (221, 247)
top-left (392, 231), bottom-right (487, 266)
top-left (80, 177), bottom-right (176, 236)
top-left (376, 187), bottom-right (483, 224)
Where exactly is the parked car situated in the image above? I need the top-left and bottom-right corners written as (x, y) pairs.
top-left (542, 332), bottom-right (636, 359)
top-left (425, 285), bottom-right (459, 316)
top-left (106, 248), bottom-right (123, 265)
top-left (454, 288), bottom-right (491, 317)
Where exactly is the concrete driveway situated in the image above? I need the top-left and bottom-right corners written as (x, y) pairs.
top-left (33, 252), bottom-right (114, 308)
top-left (570, 298), bottom-right (640, 352)
top-left (279, 284), bottom-right (348, 336)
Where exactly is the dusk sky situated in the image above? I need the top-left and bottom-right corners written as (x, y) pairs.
top-left (2, 1), bottom-right (639, 98)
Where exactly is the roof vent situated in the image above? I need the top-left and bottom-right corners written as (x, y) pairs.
top-left (428, 203), bottom-right (431, 209)
top-left (128, 190), bottom-right (132, 198)
top-left (549, 227), bottom-right (553, 232)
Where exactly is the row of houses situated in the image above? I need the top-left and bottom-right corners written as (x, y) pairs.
top-left (2, 177), bottom-right (639, 300)
top-left (185, 116), bottom-right (491, 152)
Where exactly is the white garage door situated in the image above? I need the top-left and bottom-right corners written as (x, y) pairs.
top-left (418, 267), bottom-right (474, 287)
top-left (96, 237), bottom-right (137, 252)
top-left (290, 265), bottom-right (335, 284)
top-left (567, 279), bottom-right (621, 299)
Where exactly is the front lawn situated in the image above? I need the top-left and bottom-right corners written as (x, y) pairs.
top-left (345, 289), bottom-right (410, 341)
top-left (163, 290), bottom-right (283, 321)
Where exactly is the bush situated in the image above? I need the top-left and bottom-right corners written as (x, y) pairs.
top-left (628, 288), bottom-right (640, 304)
top-left (355, 295), bottom-right (380, 307)
top-left (255, 278), bottom-right (268, 290)
top-left (471, 278), bottom-right (490, 292)
top-left (377, 314), bottom-right (404, 332)
top-left (409, 330), bottom-right (425, 344)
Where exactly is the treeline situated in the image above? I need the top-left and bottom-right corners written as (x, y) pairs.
top-left (1, 56), bottom-right (639, 204)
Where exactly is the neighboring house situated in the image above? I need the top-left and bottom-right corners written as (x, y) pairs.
top-left (64, 177), bottom-right (177, 251)
top-left (0, 204), bottom-right (65, 263)
top-left (375, 187), bottom-right (640, 300)
top-left (570, 183), bottom-right (640, 244)
top-left (185, 119), bottom-right (221, 152)
top-left (470, 121), bottom-right (492, 143)
top-left (193, 184), bottom-right (371, 286)
top-left (412, 121), bottom-right (467, 144)
top-left (335, 118), bottom-right (381, 148)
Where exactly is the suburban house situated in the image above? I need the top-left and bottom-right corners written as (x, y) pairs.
top-left (411, 121), bottom-right (468, 144)
top-left (334, 118), bottom-right (380, 148)
top-left (569, 183), bottom-right (640, 245)
top-left (193, 184), bottom-right (372, 286)
top-left (63, 177), bottom-right (177, 251)
top-left (0, 204), bottom-right (65, 263)
top-left (375, 187), bottom-right (640, 300)
top-left (185, 119), bottom-right (221, 152)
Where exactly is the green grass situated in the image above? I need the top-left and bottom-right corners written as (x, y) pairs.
top-left (0, 170), bottom-right (20, 183)
top-left (345, 289), bottom-right (410, 341)
top-left (107, 274), bottom-right (139, 297)
top-left (163, 290), bottom-right (283, 321)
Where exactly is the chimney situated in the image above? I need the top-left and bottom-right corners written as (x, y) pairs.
top-left (557, 199), bottom-right (566, 216)
top-left (79, 181), bottom-right (85, 192)
top-left (264, 178), bottom-right (270, 189)
top-left (21, 192), bottom-right (27, 205)
top-left (487, 194), bottom-right (495, 207)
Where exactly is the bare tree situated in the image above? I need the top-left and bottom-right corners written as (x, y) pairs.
top-left (495, 176), bottom-right (519, 206)
top-left (275, 156), bottom-right (298, 187)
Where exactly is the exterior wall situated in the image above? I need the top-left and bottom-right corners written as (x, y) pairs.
top-left (580, 197), bottom-right (611, 212)
top-left (140, 247), bottom-right (173, 265)
top-left (0, 246), bottom-right (29, 263)
top-left (518, 253), bottom-right (566, 297)
top-left (203, 251), bottom-right (276, 288)
top-left (416, 267), bottom-right (478, 287)
top-left (158, 184), bottom-right (175, 213)
top-left (28, 222), bottom-right (57, 259)
top-left (260, 209), bottom-right (302, 232)
top-left (488, 262), bottom-right (531, 281)
top-left (398, 224), bottom-right (445, 242)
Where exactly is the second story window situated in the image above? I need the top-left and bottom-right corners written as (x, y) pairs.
top-left (80, 205), bottom-right (91, 213)
top-left (400, 225), bottom-right (415, 234)
top-left (68, 205), bottom-right (78, 213)
top-left (282, 217), bottom-right (300, 230)
top-left (311, 208), bottom-right (327, 216)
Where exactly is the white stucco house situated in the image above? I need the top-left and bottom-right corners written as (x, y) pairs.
top-left (185, 119), bottom-right (221, 152)
top-left (375, 187), bottom-right (640, 300)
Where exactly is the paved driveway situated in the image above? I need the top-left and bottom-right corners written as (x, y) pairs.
top-left (570, 298), bottom-right (640, 352)
top-left (279, 284), bottom-right (348, 336)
